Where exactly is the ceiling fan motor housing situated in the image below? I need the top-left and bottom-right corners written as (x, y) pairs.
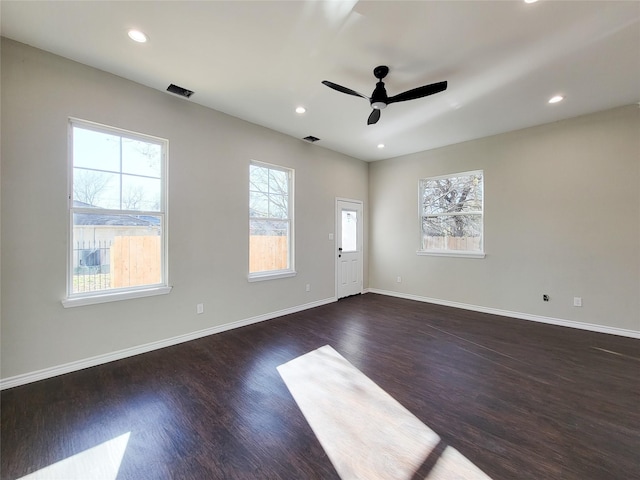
top-left (371, 82), bottom-right (388, 109)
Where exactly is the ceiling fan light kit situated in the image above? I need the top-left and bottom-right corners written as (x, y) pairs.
top-left (322, 65), bottom-right (447, 125)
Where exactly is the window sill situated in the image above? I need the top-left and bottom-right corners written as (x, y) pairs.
top-left (248, 270), bottom-right (297, 282)
top-left (62, 286), bottom-right (173, 308)
top-left (416, 250), bottom-right (486, 259)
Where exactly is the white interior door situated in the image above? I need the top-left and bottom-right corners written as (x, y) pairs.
top-left (337, 199), bottom-right (363, 299)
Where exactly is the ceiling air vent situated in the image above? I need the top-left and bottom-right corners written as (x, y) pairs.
top-left (167, 84), bottom-right (194, 98)
top-left (303, 135), bottom-right (320, 143)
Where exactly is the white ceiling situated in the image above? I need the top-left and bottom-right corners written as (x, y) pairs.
top-left (2, 1), bottom-right (639, 161)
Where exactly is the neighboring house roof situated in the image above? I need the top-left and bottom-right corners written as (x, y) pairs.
top-left (134, 215), bottom-right (162, 226)
top-left (73, 200), bottom-right (160, 226)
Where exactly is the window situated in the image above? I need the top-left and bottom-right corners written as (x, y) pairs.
top-left (341, 210), bottom-right (357, 252)
top-left (64, 119), bottom-right (169, 306)
top-left (418, 170), bottom-right (484, 258)
top-left (249, 161), bottom-right (294, 280)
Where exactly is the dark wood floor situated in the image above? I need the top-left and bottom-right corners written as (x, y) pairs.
top-left (2, 293), bottom-right (639, 479)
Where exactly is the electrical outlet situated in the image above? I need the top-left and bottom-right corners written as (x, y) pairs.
top-left (196, 303), bottom-right (204, 314)
top-left (543, 294), bottom-right (549, 302)
top-left (306, 284), bottom-right (311, 292)
top-left (573, 297), bottom-right (582, 307)
top-left (397, 276), bottom-right (402, 283)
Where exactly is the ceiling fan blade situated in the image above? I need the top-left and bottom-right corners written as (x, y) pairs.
top-left (322, 80), bottom-right (368, 99)
top-left (367, 109), bottom-right (381, 125)
top-left (387, 81), bottom-right (447, 104)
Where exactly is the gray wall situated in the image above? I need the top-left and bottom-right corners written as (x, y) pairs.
top-left (1, 39), bottom-right (368, 380)
top-left (369, 105), bottom-right (640, 333)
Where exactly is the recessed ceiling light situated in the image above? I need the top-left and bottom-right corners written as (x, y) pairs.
top-left (377, 144), bottom-right (385, 149)
top-left (548, 95), bottom-right (564, 104)
top-left (524, 0), bottom-right (538, 4)
top-left (127, 29), bottom-right (148, 43)
top-left (295, 106), bottom-right (306, 114)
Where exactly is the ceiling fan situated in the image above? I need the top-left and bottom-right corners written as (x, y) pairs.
top-left (322, 66), bottom-right (447, 125)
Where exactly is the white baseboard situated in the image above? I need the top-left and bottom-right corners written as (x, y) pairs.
top-left (4, 291), bottom-right (636, 390)
top-left (0, 297), bottom-right (336, 391)
top-left (367, 289), bottom-right (640, 339)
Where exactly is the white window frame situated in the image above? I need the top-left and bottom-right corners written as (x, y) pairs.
top-left (63, 118), bottom-right (171, 307)
top-left (417, 170), bottom-right (485, 259)
top-left (248, 160), bottom-right (295, 281)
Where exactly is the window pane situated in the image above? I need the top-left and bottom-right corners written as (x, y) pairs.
top-left (249, 219), bottom-right (289, 273)
top-left (341, 210), bottom-right (357, 252)
top-left (250, 219), bottom-right (288, 236)
top-left (421, 215), bottom-right (482, 251)
top-left (269, 194), bottom-right (288, 219)
top-left (72, 212), bottom-right (162, 293)
top-left (122, 138), bottom-right (162, 178)
top-left (250, 191), bottom-right (269, 217)
top-left (269, 169), bottom-right (288, 195)
top-left (73, 168), bottom-right (120, 209)
top-left (73, 127), bottom-right (121, 171)
top-left (250, 164), bottom-right (269, 193)
top-left (122, 174), bottom-right (161, 211)
top-left (421, 173), bottom-right (482, 215)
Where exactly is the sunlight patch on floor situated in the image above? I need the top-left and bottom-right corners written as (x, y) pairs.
top-left (18, 432), bottom-right (130, 480)
top-left (278, 345), bottom-right (491, 480)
